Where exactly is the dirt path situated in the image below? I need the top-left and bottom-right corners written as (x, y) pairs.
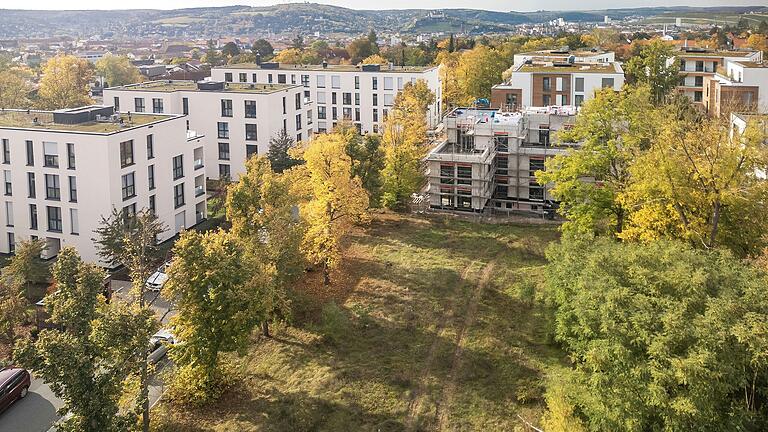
top-left (404, 263), bottom-right (479, 431)
top-left (434, 259), bottom-right (497, 431)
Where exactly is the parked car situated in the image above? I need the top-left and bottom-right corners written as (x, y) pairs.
top-left (145, 262), bottom-right (171, 292)
top-left (0, 367), bottom-right (31, 414)
top-left (148, 329), bottom-right (176, 365)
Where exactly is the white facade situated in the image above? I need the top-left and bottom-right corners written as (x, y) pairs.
top-left (673, 49), bottom-right (763, 104)
top-left (211, 63), bottom-right (443, 135)
top-left (513, 50), bottom-right (615, 65)
top-left (105, 81), bottom-right (313, 181)
top-left (0, 106), bottom-right (206, 265)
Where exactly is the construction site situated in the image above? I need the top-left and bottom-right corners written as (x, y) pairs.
top-left (424, 105), bottom-right (579, 217)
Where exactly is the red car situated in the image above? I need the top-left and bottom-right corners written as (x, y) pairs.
top-left (0, 367), bottom-right (31, 414)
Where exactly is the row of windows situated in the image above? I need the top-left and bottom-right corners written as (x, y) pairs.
top-left (1, 140), bottom-right (77, 169)
top-left (131, 97), bottom-right (164, 114)
top-left (223, 71), bottom-right (419, 93)
top-left (5, 203), bottom-right (78, 235)
top-left (4, 171), bottom-right (77, 203)
top-left (119, 135), bottom-right (155, 168)
top-left (317, 107), bottom-right (388, 123)
top-left (217, 123), bottom-right (261, 141)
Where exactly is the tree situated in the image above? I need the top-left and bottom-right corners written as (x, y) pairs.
top-left (536, 86), bottom-right (660, 237)
top-left (164, 229), bottom-right (253, 403)
top-left (747, 34), bottom-right (768, 56)
top-left (455, 45), bottom-right (507, 104)
top-left (361, 54), bottom-right (388, 65)
top-left (292, 34), bottom-right (305, 49)
top-left (267, 128), bottom-right (301, 173)
top-left (273, 48), bottom-right (304, 64)
top-left (202, 40), bottom-right (222, 66)
top-left (339, 125), bottom-right (385, 203)
top-left (221, 42), bottom-right (240, 58)
top-left (226, 156), bottom-right (304, 336)
top-left (625, 39), bottom-right (680, 103)
top-left (542, 236), bottom-right (768, 431)
top-left (0, 238), bottom-right (49, 301)
top-left (380, 81), bottom-right (434, 210)
top-left (95, 55), bottom-right (142, 88)
top-left (251, 39), bottom-right (275, 59)
top-left (37, 55), bottom-right (93, 110)
top-left (93, 209), bottom-right (167, 432)
top-left (15, 248), bottom-right (154, 432)
top-left (0, 66), bottom-right (33, 109)
top-left (347, 37), bottom-right (377, 64)
top-left (296, 133), bottom-right (369, 285)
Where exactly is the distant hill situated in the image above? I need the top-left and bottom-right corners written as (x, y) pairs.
top-left (0, 4), bottom-right (766, 39)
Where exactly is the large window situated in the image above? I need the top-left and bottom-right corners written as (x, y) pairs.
top-left (296, 114), bottom-right (302, 130)
top-left (246, 145), bottom-right (258, 159)
top-left (331, 75), bottom-right (340, 89)
top-left (245, 124), bottom-right (258, 141)
top-left (68, 176), bottom-right (77, 202)
top-left (3, 170), bottom-right (11, 196)
top-left (221, 99), bottom-right (233, 117)
top-left (148, 165), bottom-right (155, 190)
top-left (218, 142), bottom-right (230, 160)
top-left (542, 77), bottom-right (551, 92)
top-left (45, 174), bottom-right (60, 200)
top-left (66, 143), bottom-right (75, 169)
top-left (25, 140), bottom-right (33, 166)
top-left (172, 155), bottom-right (184, 180)
top-left (217, 122), bottom-right (229, 139)
top-left (383, 77), bottom-right (393, 90)
top-left (343, 92), bottom-right (352, 105)
top-left (245, 100), bottom-right (257, 118)
top-left (121, 172), bottom-right (136, 200)
top-left (295, 92), bottom-right (302, 110)
top-left (574, 77), bottom-right (584, 92)
top-left (219, 164), bottom-right (230, 179)
top-left (134, 98), bottom-right (145, 112)
top-left (146, 135), bottom-right (154, 159)
top-left (152, 98), bottom-right (163, 113)
top-left (174, 183), bottom-right (185, 209)
top-left (43, 142), bottom-right (58, 168)
top-left (29, 204), bottom-right (37, 230)
top-left (27, 172), bottom-right (35, 198)
top-left (318, 106), bottom-right (326, 120)
top-left (47, 206), bottom-right (62, 232)
top-left (224, 72), bottom-right (233, 82)
top-left (317, 75), bottom-right (326, 88)
top-left (2, 139), bottom-right (9, 164)
top-left (601, 78), bottom-right (615, 88)
top-left (120, 140), bottom-right (134, 168)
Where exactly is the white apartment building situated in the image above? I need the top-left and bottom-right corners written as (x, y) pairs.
top-left (211, 62), bottom-right (443, 135)
top-left (104, 80), bottom-right (313, 181)
top-left (704, 61), bottom-right (768, 116)
top-left (673, 47), bottom-right (763, 105)
top-left (491, 60), bottom-right (624, 110)
top-left (512, 48), bottom-right (615, 65)
top-left (425, 106), bottom-right (579, 216)
top-left (0, 106), bottom-right (206, 264)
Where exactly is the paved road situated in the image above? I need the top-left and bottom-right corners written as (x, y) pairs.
top-left (0, 281), bottom-right (174, 432)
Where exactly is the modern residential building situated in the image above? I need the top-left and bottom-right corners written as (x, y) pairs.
top-left (105, 80), bottom-right (313, 180)
top-left (704, 61), bottom-right (768, 116)
top-left (674, 46), bottom-right (763, 106)
top-left (512, 48), bottom-right (615, 65)
top-left (210, 62), bottom-right (442, 135)
top-left (491, 60), bottom-right (624, 110)
top-left (425, 105), bottom-right (579, 216)
top-left (0, 105), bottom-right (206, 264)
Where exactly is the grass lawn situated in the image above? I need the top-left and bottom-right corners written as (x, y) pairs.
top-left (152, 213), bottom-right (568, 432)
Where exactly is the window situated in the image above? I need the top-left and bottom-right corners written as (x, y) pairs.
top-left (343, 92), bottom-right (352, 105)
top-left (70, 208), bottom-right (78, 234)
top-left (152, 98), bottom-right (163, 113)
top-left (317, 75), bottom-right (326, 88)
top-left (194, 147), bottom-right (204, 170)
top-left (354, 75), bottom-right (360, 89)
top-left (539, 128), bottom-right (550, 146)
top-left (384, 77), bottom-right (393, 90)
top-left (694, 76), bottom-right (703, 87)
top-left (195, 175), bottom-right (205, 197)
top-left (295, 92), bottom-right (302, 110)
top-left (307, 109), bottom-right (313, 125)
top-left (47, 206), bottom-right (62, 232)
top-left (530, 186), bottom-right (544, 201)
top-left (561, 94), bottom-right (568, 105)
top-left (542, 94), bottom-right (551, 106)
top-left (373, 94), bottom-right (378, 106)
top-left (224, 72), bottom-right (233, 82)
top-left (542, 77), bottom-right (551, 92)
top-left (301, 74), bottom-right (310, 87)
top-left (246, 145), bottom-right (258, 159)
top-left (354, 93), bottom-right (360, 105)
top-left (134, 97), bottom-right (145, 112)
top-left (571, 77), bottom-right (583, 93)
top-left (221, 99), bottom-right (233, 117)
top-left (331, 75), bottom-right (340, 89)
top-left (122, 203), bottom-right (136, 221)
top-left (296, 114), bottom-right (302, 130)
top-left (457, 166), bottom-right (472, 185)
top-left (355, 108), bottom-right (360, 122)
top-left (529, 158), bottom-right (545, 173)
top-left (44, 142), bottom-right (58, 168)
top-left (343, 107), bottom-right (352, 120)
top-left (496, 156), bottom-right (509, 175)
top-left (27, 172), bottom-right (35, 198)
top-left (245, 100), bottom-right (257, 118)
top-left (239, 72), bottom-right (247, 83)
top-left (66, 143), bottom-right (75, 169)
top-left (148, 165), bottom-right (155, 190)
top-left (245, 124), bottom-right (258, 141)
top-left (372, 76), bottom-right (378, 90)
top-left (217, 122), bottom-right (229, 139)
top-left (332, 107), bottom-right (338, 120)
top-left (173, 155), bottom-right (184, 180)
top-left (282, 97), bottom-right (286, 114)
top-left (297, 133), bottom-right (302, 143)
top-left (68, 176), bottom-right (77, 202)
top-left (332, 92), bottom-right (337, 105)
top-left (120, 140), bottom-right (134, 168)
top-left (5, 202), bottom-right (13, 227)
top-left (397, 77), bottom-right (403, 90)
top-left (174, 183), bottom-right (185, 209)
top-left (26, 140), bottom-right (33, 166)
top-left (218, 142), bottom-right (230, 160)
top-left (29, 204), bottom-right (37, 230)
top-left (113, 96), bottom-right (120, 111)
top-left (268, 74), bottom-right (273, 83)
top-left (182, 97), bottom-right (189, 115)
top-left (219, 164), bottom-right (231, 179)
top-left (373, 108), bottom-right (378, 122)
top-left (384, 94), bottom-right (394, 106)
top-left (694, 91), bottom-right (702, 102)
top-left (575, 95), bottom-right (584, 107)
top-left (121, 172), bottom-right (135, 200)
top-left (2, 139), bottom-right (9, 164)
top-left (601, 78), bottom-right (615, 88)
top-left (149, 195), bottom-right (156, 215)
top-left (3, 170), bottom-right (11, 196)
top-left (318, 106), bottom-right (327, 120)
top-left (7, 232), bottom-right (14, 253)
top-left (45, 174), bottom-right (59, 200)
top-left (695, 61), bottom-right (704, 72)
top-left (317, 91), bottom-right (326, 104)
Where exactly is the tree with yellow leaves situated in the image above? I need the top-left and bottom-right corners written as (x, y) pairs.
top-left (454, 45), bottom-right (507, 105)
top-left (361, 54), bottom-right (388, 65)
top-left (95, 54), bottom-right (142, 87)
top-left (37, 55), bottom-right (94, 109)
top-left (296, 134), bottom-right (369, 285)
top-left (0, 65), bottom-right (33, 109)
top-left (747, 34), bottom-right (768, 56)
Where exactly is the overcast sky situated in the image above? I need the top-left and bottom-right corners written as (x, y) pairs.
top-left (5, 0), bottom-right (767, 13)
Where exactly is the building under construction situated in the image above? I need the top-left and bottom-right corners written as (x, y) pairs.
top-left (424, 106), bottom-right (579, 216)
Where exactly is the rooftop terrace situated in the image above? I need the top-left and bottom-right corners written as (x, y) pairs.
top-left (0, 110), bottom-right (172, 133)
top-left (677, 49), bottom-right (759, 58)
top-left (217, 63), bottom-right (436, 73)
top-left (112, 80), bottom-right (297, 94)
top-left (515, 62), bottom-right (621, 74)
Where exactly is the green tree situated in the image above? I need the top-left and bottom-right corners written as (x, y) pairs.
top-left (15, 248), bottom-right (154, 432)
top-left (267, 128), bottom-right (301, 173)
top-left (221, 42), bottom-right (240, 58)
top-left (625, 39), bottom-right (680, 103)
top-left (0, 238), bottom-right (49, 301)
top-left (542, 237), bottom-right (768, 431)
top-left (37, 55), bottom-right (94, 109)
top-left (203, 40), bottom-right (222, 66)
top-left (95, 55), bottom-right (142, 87)
top-left (251, 39), bottom-right (275, 59)
top-left (347, 37), bottom-right (377, 64)
top-left (341, 128), bottom-right (385, 204)
top-left (455, 45), bottom-right (507, 104)
top-left (164, 229), bottom-right (253, 403)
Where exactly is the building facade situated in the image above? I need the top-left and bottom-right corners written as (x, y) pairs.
top-left (105, 80), bottom-right (313, 180)
top-left (0, 106), bottom-right (206, 264)
top-left (512, 48), bottom-right (615, 65)
top-left (425, 106), bottom-right (578, 216)
top-left (703, 60), bottom-right (768, 116)
top-left (674, 47), bottom-right (763, 106)
top-left (210, 62), bottom-right (443, 135)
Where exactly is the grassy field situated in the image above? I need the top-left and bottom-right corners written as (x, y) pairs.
top-left (153, 213), bottom-right (567, 432)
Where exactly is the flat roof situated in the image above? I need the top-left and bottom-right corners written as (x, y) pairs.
top-left (217, 63), bottom-right (436, 73)
top-left (519, 49), bottom-right (611, 57)
top-left (110, 80), bottom-right (297, 94)
top-left (677, 50), bottom-right (758, 58)
top-left (516, 62), bottom-right (621, 74)
top-left (0, 110), bottom-right (174, 134)
top-left (734, 61), bottom-right (768, 69)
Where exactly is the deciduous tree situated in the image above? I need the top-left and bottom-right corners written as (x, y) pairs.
top-left (95, 55), bottom-right (142, 87)
top-left (0, 66), bottom-right (33, 109)
top-left (0, 238), bottom-right (49, 301)
top-left (37, 55), bottom-right (94, 109)
top-left (625, 39), bottom-right (680, 103)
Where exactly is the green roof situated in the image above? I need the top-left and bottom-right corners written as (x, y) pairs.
top-left (516, 62), bottom-right (621, 74)
top-left (0, 111), bottom-right (172, 134)
top-left (112, 80), bottom-right (297, 94)
top-left (217, 63), bottom-right (436, 73)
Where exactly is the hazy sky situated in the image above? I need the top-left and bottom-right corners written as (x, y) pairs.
top-left (5, 0), bottom-right (768, 13)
